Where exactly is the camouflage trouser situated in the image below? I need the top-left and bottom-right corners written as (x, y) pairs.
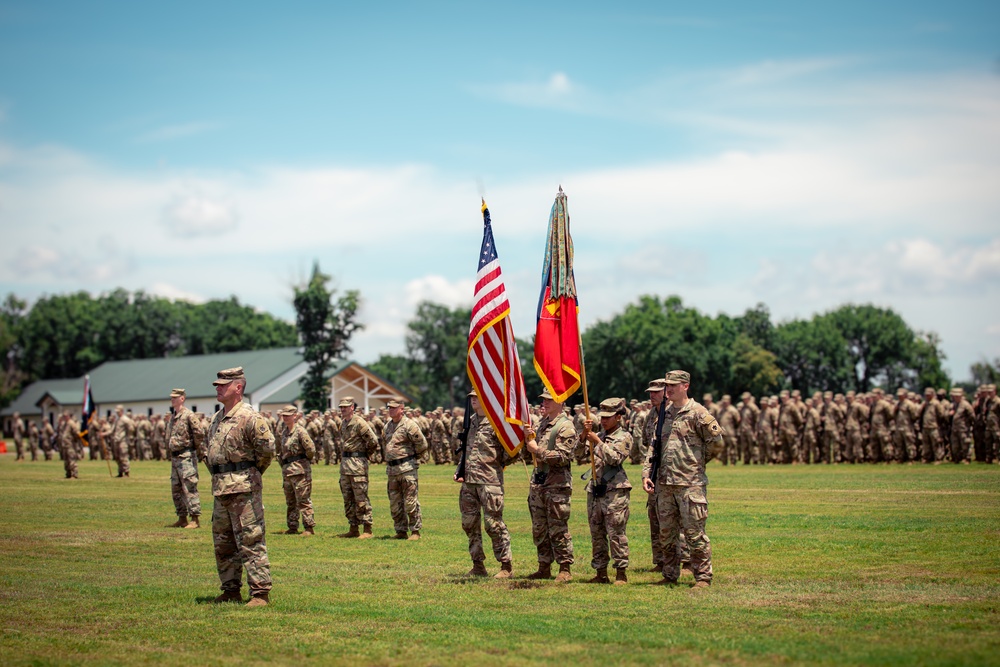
top-left (803, 432), bottom-right (817, 463)
top-left (114, 442), bottom-right (130, 476)
top-left (282, 469), bottom-right (314, 530)
top-left (587, 488), bottom-right (630, 571)
top-left (950, 433), bottom-right (971, 463)
top-left (738, 431), bottom-right (754, 464)
top-left (340, 474), bottom-right (372, 526)
top-left (720, 435), bottom-right (737, 465)
top-left (139, 437), bottom-right (152, 461)
top-left (29, 436), bottom-right (40, 461)
top-left (756, 433), bottom-right (774, 464)
top-left (430, 439), bottom-right (447, 464)
top-left (895, 428), bottom-right (917, 462)
top-left (460, 483), bottom-right (511, 563)
top-left (170, 453), bottom-right (201, 517)
top-left (870, 429), bottom-right (893, 462)
top-left (527, 483), bottom-right (574, 566)
top-left (629, 437), bottom-right (644, 465)
top-left (387, 471), bottom-right (421, 533)
top-left (780, 431), bottom-right (799, 464)
top-left (656, 484), bottom-right (712, 584)
top-left (323, 441), bottom-right (334, 465)
top-left (14, 437), bottom-right (24, 460)
top-left (212, 491), bottom-right (271, 596)
top-left (62, 445), bottom-right (79, 478)
top-left (845, 430), bottom-right (864, 463)
top-left (921, 429), bottom-right (944, 462)
top-left (647, 495), bottom-right (663, 566)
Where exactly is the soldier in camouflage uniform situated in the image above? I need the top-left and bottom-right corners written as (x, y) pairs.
top-left (28, 420), bottom-right (40, 461)
top-left (382, 397), bottom-right (429, 540)
top-left (167, 389), bottom-right (206, 529)
top-left (429, 410), bottom-right (450, 464)
top-left (919, 387), bottom-right (946, 462)
top-left (136, 415), bottom-right (152, 461)
top-left (322, 410), bottom-right (340, 465)
top-left (205, 367), bottom-right (275, 607)
top-left (109, 405), bottom-right (135, 477)
top-left (716, 395), bottom-right (740, 466)
top-left (948, 388), bottom-right (974, 464)
top-left (642, 370), bottom-right (723, 588)
top-left (756, 396), bottom-right (777, 464)
top-left (42, 420), bottom-right (55, 460)
top-left (845, 392), bottom-right (868, 464)
top-left (337, 397), bottom-right (379, 538)
top-left (985, 385), bottom-right (1000, 463)
top-left (455, 391), bottom-right (516, 578)
top-left (893, 389), bottom-right (918, 462)
top-left (869, 389), bottom-right (894, 463)
top-left (524, 388), bottom-right (578, 583)
top-left (58, 412), bottom-right (83, 479)
top-left (581, 398), bottom-right (633, 585)
top-left (738, 392), bottom-right (758, 464)
top-left (642, 379), bottom-right (673, 573)
top-left (777, 390), bottom-right (802, 464)
top-left (12, 412), bottom-right (24, 461)
top-left (276, 405), bottom-right (317, 535)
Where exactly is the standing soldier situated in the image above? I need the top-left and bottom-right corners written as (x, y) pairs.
top-left (985, 385), bottom-right (1000, 463)
top-left (738, 393), bottom-right (758, 465)
top-left (803, 398), bottom-right (822, 463)
top-left (777, 391), bottom-right (803, 464)
top-left (167, 389), bottom-right (206, 529)
top-left (109, 405), bottom-right (135, 477)
top-left (429, 410), bottom-right (449, 464)
top-left (716, 395), bottom-right (740, 466)
top-left (455, 391), bottom-right (516, 578)
top-left (382, 397), bottom-right (428, 540)
top-left (322, 410), bottom-right (338, 465)
top-left (919, 387), bottom-right (946, 463)
top-left (894, 389), bottom-right (919, 462)
top-left (305, 411), bottom-right (322, 464)
top-left (42, 419), bottom-right (56, 460)
top-left (12, 412), bottom-right (25, 461)
top-left (580, 398), bottom-right (633, 585)
top-left (755, 397), bottom-right (777, 464)
top-left (973, 387), bottom-right (988, 463)
top-left (642, 370), bottom-right (724, 588)
top-left (703, 394), bottom-right (719, 420)
top-left (821, 392), bottom-right (841, 464)
top-left (28, 420), bottom-right (41, 461)
top-left (948, 388), bottom-right (974, 464)
top-left (869, 389), bottom-right (895, 463)
top-left (205, 367), bottom-right (275, 607)
top-left (845, 392), bottom-right (868, 463)
top-left (58, 412), bottom-right (83, 479)
top-left (642, 379), bottom-right (669, 573)
top-left (276, 405), bottom-right (317, 536)
top-left (523, 388), bottom-right (578, 583)
top-left (337, 397), bottom-right (379, 539)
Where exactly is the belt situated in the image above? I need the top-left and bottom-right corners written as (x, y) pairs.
top-left (171, 446), bottom-right (197, 458)
top-left (281, 454), bottom-right (309, 466)
top-left (342, 451), bottom-right (367, 458)
top-left (386, 454), bottom-right (417, 467)
top-left (209, 461), bottom-right (256, 475)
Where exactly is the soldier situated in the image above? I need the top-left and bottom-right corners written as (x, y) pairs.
top-left (42, 419), bottom-right (56, 460)
top-left (523, 388), bottom-right (578, 583)
top-left (580, 397), bottom-right (633, 585)
top-left (919, 387), bottom-right (946, 463)
top-left (737, 392), bottom-right (758, 465)
top-left (845, 392), bottom-right (869, 464)
top-left (108, 405), bottom-right (135, 477)
top-left (304, 411), bottom-right (322, 464)
top-left (58, 412), bottom-right (83, 479)
top-left (803, 398), bottom-right (822, 463)
top-left (12, 412), bottom-right (25, 461)
top-left (455, 391), bottom-right (516, 578)
top-left (973, 387), bottom-right (988, 463)
top-left (275, 405), bottom-right (317, 536)
top-left (869, 388), bottom-right (895, 463)
top-left (642, 370), bottom-right (723, 588)
top-left (755, 397), bottom-right (777, 464)
top-left (643, 379), bottom-right (668, 572)
top-left (382, 397), bottom-right (429, 540)
top-left (703, 393), bottom-right (719, 420)
top-left (948, 388), bottom-right (974, 464)
top-left (134, 415), bottom-right (150, 461)
top-left (167, 389), bottom-right (206, 529)
top-left (716, 395), bottom-right (740, 466)
top-left (777, 390), bottom-right (803, 464)
top-left (429, 409), bottom-right (449, 464)
top-left (322, 410), bottom-right (338, 465)
top-left (28, 420), bottom-right (40, 461)
top-left (985, 385), bottom-right (1000, 463)
top-left (205, 367), bottom-right (275, 607)
top-left (337, 397), bottom-right (379, 539)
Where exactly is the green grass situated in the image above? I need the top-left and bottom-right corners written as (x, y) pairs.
top-left (0, 449), bottom-right (998, 666)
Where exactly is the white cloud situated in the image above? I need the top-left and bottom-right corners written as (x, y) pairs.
top-left (404, 275), bottom-right (474, 309)
top-left (161, 194), bottom-right (239, 236)
top-left (148, 282), bottom-right (206, 304)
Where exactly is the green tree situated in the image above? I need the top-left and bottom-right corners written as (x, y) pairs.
top-left (826, 304), bottom-right (930, 392)
top-left (772, 317), bottom-right (853, 394)
top-left (0, 294), bottom-right (27, 408)
top-left (293, 263), bottom-right (362, 412)
top-left (970, 358), bottom-right (999, 386)
top-left (368, 354), bottom-right (430, 405)
top-left (729, 333), bottom-right (784, 397)
top-left (403, 301), bottom-right (471, 409)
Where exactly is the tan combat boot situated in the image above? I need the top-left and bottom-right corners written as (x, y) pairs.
top-left (526, 562), bottom-right (552, 580)
top-left (301, 526), bottom-right (315, 537)
top-left (494, 561), bottom-right (513, 579)
top-left (468, 561), bottom-right (488, 577)
top-left (614, 568), bottom-right (628, 586)
top-left (169, 515), bottom-right (187, 528)
top-left (408, 530), bottom-right (420, 541)
top-left (554, 563), bottom-right (572, 583)
top-left (394, 531), bottom-right (408, 539)
top-left (184, 515), bottom-right (200, 529)
top-left (358, 524), bottom-right (373, 539)
top-left (246, 592), bottom-right (270, 608)
top-left (339, 525), bottom-right (360, 538)
top-left (587, 567), bottom-right (609, 584)
top-left (212, 589), bottom-right (242, 604)
top-left (691, 580), bottom-right (710, 589)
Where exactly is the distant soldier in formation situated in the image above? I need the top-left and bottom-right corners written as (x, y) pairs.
top-left (382, 397), bottom-right (428, 540)
top-left (581, 397), bottom-right (633, 585)
top-left (58, 412), bottom-right (83, 479)
top-left (42, 420), bottom-right (56, 460)
top-left (755, 396), bottom-right (777, 464)
top-left (167, 388), bottom-right (206, 529)
top-left (28, 420), bottom-right (40, 461)
top-left (894, 389), bottom-right (918, 462)
top-left (919, 388), bottom-right (946, 463)
top-left (948, 388), bottom-right (974, 464)
top-left (337, 397), bottom-right (379, 539)
top-left (524, 388), bottom-right (578, 583)
top-left (777, 391), bottom-right (803, 464)
top-left (429, 409), bottom-right (450, 464)
top-left (456, 391), bottom-right (516, 578)
top-left (276, 404), bottom-right (317, 536)
top-left (11, 412), bottom-right (25, 461)
top-left (108, 405), bottom-right (135, 477)
top-left (715, 395), bottom-right (740, 465)
top-left (737, 392), bottom-right (758, 465)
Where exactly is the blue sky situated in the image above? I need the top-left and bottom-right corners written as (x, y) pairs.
top-left (1, 1), bottom-right (998, 381)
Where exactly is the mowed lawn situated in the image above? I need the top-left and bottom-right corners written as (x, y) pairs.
top-left (0, 449), bottom-right (998, 666)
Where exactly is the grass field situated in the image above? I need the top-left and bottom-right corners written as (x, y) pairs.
top-left (0, 449), bottom-right (998, 666)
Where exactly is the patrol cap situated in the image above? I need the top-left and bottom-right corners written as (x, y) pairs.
top-left (721, 394), bottom-right (731, 402)
top-left (170, 388), bottom-right (186, 398)
top-left (791, 389), bottom-right (802, 398)
top-left (872, 388), bottom-right (884, 396)
top-left (664, 370), bottom-right (690, 385)
top-left (741, 391), bottom-right (751, 400)
top-left (598, 397), bottom-right (626, 418)
top-left (779, 390), bottom-right (789, 398)
top-left (213, 367), bottom-right (245, 386)
top-left (646, 379), bottom-right (667, 393)
top-left (467, 390), bottom-right (477, 398)
top-left (823, 391), bottom-right (833, 398)
top-left (115, 404), bottom-right (124, 410)
top-left (703, 393), bottom-right (713, 401)
top-left (950, 387), bottom-right (964, 396)
top-left (338, 397), bottom-right (356, 408)
top-left (539, 387), bottom-right (553, 400)
top-left (896, 388), bottom-right (907, 397)
top-left (385, 397), bottom-right (405, 408)
top-left (924, 387), bottom-right (935, 395)
top-left (987, 384), bottom-right (997, 392)
top-left (277, 404), bottom-right (298, 416)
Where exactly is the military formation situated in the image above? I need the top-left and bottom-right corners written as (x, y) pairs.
top-left (6, 370), bottom-right (999, 607)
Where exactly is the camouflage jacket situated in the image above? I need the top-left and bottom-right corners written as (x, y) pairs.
top-left (987, 396), bottom-right (1000, 435)
top-left (778, 403), bottom-right (803, 436)
top-left (277, 422), bottom-right (315, 477)
top-left (642, 403), bottom-right (662, 450)
top-left (846, 402), bottom-right (869, 433)
top-left (738, 402), bottom-right (759, 436)
top-left (339, 413), bottom-right (378, 477)
top-left (462, 414), bottom-right (515, 486)
top-left (585, 424), bottom-right (632, 493)
top-left (642, 398), bottom-right (723, 487)
top-left (206, 401), bottom-right (275, 497)
top-left (167, 407), bottom-right (206, 459)
top-left (430, 418), bottom-right (447, 444)
top-left (919, 399), bottom-right (945, 433)
top-left (532, 413), bottom-right (577, 489)
top-left (109, 415), bottom-right (135, 447)
top-left (871, 399), bottom-right (893, 433)
top-left (894, 400), bottom-right (917, 435)
top-left (950, 399), bottom-right (974, 440)
top-left (717, 404), bottom-right (740, 436)
top-left (382, 416), bottom-right (428, 475)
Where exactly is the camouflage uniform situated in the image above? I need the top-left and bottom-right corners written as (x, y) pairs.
top-left (755, 399), bottom-right (777, 464)
top-left (893, 390), bottom-right (918, 462)
top-left (339, 410), bottom-right (380, 529)
top-left (949, 390), bottom-right (974, 464)
top-left (58, 415), bottom-right (82, 479)
top-left (528, 411), bottom-right (577, 567)
top-left (716, 400), bottom-right (740, 466)
top-left (822, 395), bottom-right (845, 463)
top-left (777, 392), bottom-right (803, 464)
top-left (737, 396), bottom-right (758, 464)
top-left (206, 386), bottom-right (275, 599)
top-left (585, 404), bottom-right (633, 574)
top-left (919, 391), bottom-right (946, 462)
top-left (42, 421), bottom-right (55, 460)
top-left (323, 413), bottom-right (340, 465)
top-left (985, 387), bottom-right (1000, 463)
top-left (109, 410), bottom-right (135, 477)
top-left (430, 414), bottom-right (449, 464)
top-left (845, 396), bottom-right (869, 463)
top-left (459, 413), bottom-right (515, 566)
top-left (167, 403), bottom-right (206, 521)
top-left (277, 413), bottom-right (317, 532)
top-left (12, 414), bottom-right (24, 461)
top-left (382, 410), bottom-right (429, 535)
top-left (642, 380), bottom-right (723, 586)
top-left (803, 402), bottom-right (822, 463)
top-left (152, 416), bottom-right (167, 460)
top-left (869, 391), bottom-right (895, 462)
top-left (136, 417), bottom-right (152, 461)
top-left (28, 421), bottom-right (40, 461)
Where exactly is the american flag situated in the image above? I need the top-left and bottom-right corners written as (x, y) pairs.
top-left (467, 200), bottom-right (529, 456)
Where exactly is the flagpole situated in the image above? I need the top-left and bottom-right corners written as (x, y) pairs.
top-left (579, 334), bottom-right (595, 484)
